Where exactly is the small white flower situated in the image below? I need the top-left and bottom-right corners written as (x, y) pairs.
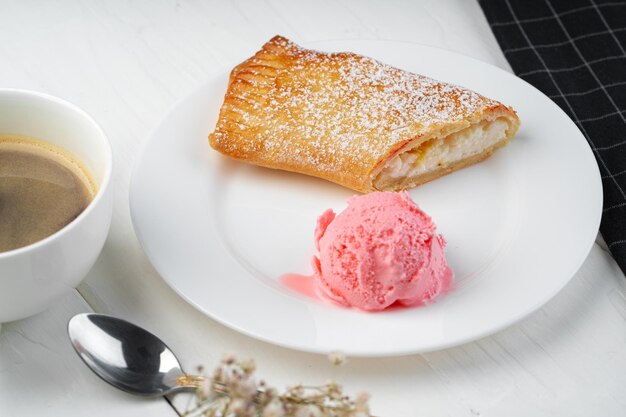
top-left (324, 380), bottom-right (340, 392)
top-left (239, 358), bottom-right (256, 374)
top-left (328, 351), bottom-right (347, 366)
top-left (287, 384), bottom-right (304, 397)
top-left (354, 391), bottom-right (370, 406)
top-left (295, 404), bottom-right (323, 417)
top-left (196, 378), bottom-right (212, 401)
top-left (226, 398), bottom-right (247, 415)
top-left (261, 399), bottom-right (286, 417)
top-left (234, 376), bottom-right (258, 400)
top-left (222, 352), bottom-right (237, 365)
top-left (212, 365), bottom-right (226, 382)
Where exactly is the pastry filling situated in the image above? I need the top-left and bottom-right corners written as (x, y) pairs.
top-left (377, 118), bottom-right (510, 184)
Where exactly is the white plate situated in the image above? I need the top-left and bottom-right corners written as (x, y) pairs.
top-left (130, 40), bottom-right (602, 356)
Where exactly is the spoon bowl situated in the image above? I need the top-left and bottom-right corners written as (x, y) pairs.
top-left (68, 313), bottom-right (199, 397)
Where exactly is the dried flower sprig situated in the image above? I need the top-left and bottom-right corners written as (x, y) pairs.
top-left (181, 353), bottom-right (371, 417)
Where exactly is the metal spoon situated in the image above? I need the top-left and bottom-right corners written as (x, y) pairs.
top-left (68, 313), bottom-right (205, 397)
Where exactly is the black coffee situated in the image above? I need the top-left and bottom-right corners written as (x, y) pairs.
top-left (0, 136), bottom-right (96, 252)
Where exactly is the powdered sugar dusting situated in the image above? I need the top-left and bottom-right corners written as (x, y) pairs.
top-left (212, 36), bottom-right (498, 184)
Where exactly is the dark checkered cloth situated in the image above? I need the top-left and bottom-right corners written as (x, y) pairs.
top-left (479, 0), bottom-right (626, 275)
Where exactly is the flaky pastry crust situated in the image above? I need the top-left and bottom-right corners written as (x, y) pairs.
top-left (209, 36), bottom-right (520, 192)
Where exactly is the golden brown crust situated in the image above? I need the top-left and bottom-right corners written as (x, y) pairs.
top-left (209, 35), bottom-right (520, 192)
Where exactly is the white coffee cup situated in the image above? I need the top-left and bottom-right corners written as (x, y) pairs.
top-left (0, 89), bottom-right (113, 329)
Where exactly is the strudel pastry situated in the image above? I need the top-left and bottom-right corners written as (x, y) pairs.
top-left (209, 36), bottom-right (520, 192)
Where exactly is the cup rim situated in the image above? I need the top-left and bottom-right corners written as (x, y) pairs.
top-left (0, 88), bottom-right (113, 259)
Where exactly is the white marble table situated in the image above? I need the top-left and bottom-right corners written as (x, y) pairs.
top-left (1, 1), bottom-right (626, 416)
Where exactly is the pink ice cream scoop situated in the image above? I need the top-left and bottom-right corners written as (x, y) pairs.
top-left (312, 191), bottom-right (453, 311)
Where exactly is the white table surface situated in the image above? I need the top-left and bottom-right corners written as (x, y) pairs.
top-left (1, 1), bottom-right (626, 416)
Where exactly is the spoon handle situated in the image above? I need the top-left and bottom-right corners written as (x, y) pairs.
top-left (176, 374), bottom-right (205, 388)
top-left (176, 375), bottom-right (230, 395)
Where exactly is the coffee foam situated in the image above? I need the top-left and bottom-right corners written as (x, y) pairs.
top-left (0, 134), bottom-right (97, 197)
